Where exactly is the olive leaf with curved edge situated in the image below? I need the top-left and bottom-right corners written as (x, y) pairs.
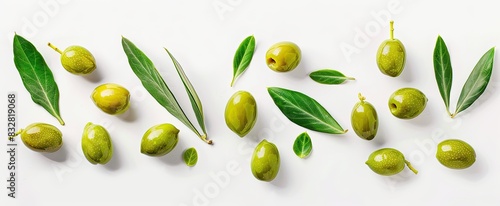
top-left (293, 132), bottom-right (312, 158)
top-left (231, 35), bottom-right (255, 87)
top-left (453, 47), bottom-right (495, 117)
top-left (13, 34), bottom-right (65, 125)
top-left (267, 87), bottom-right (347, 134)
top-left (433, 36), bottom-right (453, 116)
top-left (309, 69), bottom-right (355, 85)
top-left (183, 147), bottom-right (198, 167)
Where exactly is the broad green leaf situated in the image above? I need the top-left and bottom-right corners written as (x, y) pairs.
top-left (121, 37), bottom-right (201, 140)
top-left (293, 132), bottom-right (312, 158)
top-left (165, 48), bottom-right (208, 140)
top-left (453, 47), bottom-right (495, 117)
top-left (231, 35), bottom-right (255, 87)
top-left (267, 87), bottom-right (346, 134)
top-left (13, 34), bottom-right (65, 125)
top-left (309, 69), bottom-right (354, 85)
top-left (183, 147), bottom-right (198, 167)
top-left (433, 36), bottom-right (453, 115)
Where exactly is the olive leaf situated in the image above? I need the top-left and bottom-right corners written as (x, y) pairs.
top-left (183, 147), bottom-right (198, 167)
top-left (231, 35), bottom-right (255, 87)
top-left (309, 69), bottom-right (355, 85)
top-left (121, 37), bottom-right (211, 144)
top-left (433, 36), bottom-right (453, 116)
top-left (293, 132), bottom-right (312, 158)
top-left (453, 47), bottom-right (495, 117)
top-left (12, 34), bottom-right (65, 125)
top-left (267, 87), bottom-right (347, 134)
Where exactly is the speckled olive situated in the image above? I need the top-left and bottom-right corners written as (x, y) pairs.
top-left (141, 123), bottom-right (179, 156)
top-left (81, 122), bottom-right (113, 165)
top-left (48, 43), bottom-right (96, 75)
top-left (266, 41), bottom-right (301, 72)
top-left (366, 148), bottom-right (418, 176)
top-left (436, 139), bottom-right (476, 169)
top-left (251, 139), bottom-right (280, 182)
top-left (351, 93), bottom-right (378, 140)
top-left (224, 91), bottom-right (257, 137)
top-left (376, 21), bottom-right (406, 77)
top-left (388, 87), bottom-right (427, 119)
top-left (91, 83), bottom-right (130, 115)
top-left (13, 123), bottom-right (62, 153)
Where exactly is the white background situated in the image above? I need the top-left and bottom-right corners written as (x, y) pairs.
top-left (1, 0), bottom-right (500, 205)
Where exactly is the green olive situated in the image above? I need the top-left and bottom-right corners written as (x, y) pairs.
top-left (251, 139), bottom-right (280, 182)
top-left (81, 122), bottom-right (113, 165)
top-left (366, 148), bottom-right (418, 176)
top-left (48, 43), bottom-right (96, 75)
top-left (376, 21), bottom-right (406, 77)
top-left (224, 91), bottom-right (257, 137)
top-left (436, 139), bottom-right (476, 169)
top-left (91, 83), bottom-right (130, 115)
top-left (266, 41), bottom-right (301, 72)
top-left (351, 93), bottom-right (378, 140)
top-left (388, 87), bottom-right (427, 119)
top-left (141, 123), bottom-right (179, 156)
top-left (12, 123), bottom-right (62, 153)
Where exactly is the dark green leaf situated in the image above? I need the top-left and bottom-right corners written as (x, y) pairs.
top-left (433, 36), bottom-right (453, 115)
top-left (453, 47), bottom-right (495, 117)
top-left (231, 35), bottom-right (255, 87)
top-left (183, 147), bottom-right (198, 167)
top-left (293, 132), bottom-right (312, 158)
top-left (267, 87), bottom-right (346, 134)
top-left (13, 34), bottom-right (65, 125)
top-left (309, 69), bottom-right (354, 85)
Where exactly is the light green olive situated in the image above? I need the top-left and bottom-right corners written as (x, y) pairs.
top-left (91, 83), bottom-right (130, 115)
top-left (266, 41), bottom-right (301, 72)
top-left (81, 122), bottom-right (113, 165)
top-left (351, 93), bottom-right (378, 140)
top-left (14, 123), bottom-right (62, 153)
top-left (436, 139), bottom-right (476, 169)
top-left (388, 87), bottom-right (427, 119)
top-left (366, 148), bottom-right (418, 176)
top-left (251, 139), bottom-right (280, 182)
top-left (376, 21), bottom-right (406, 77)
top-left (141, 123), bottom-right (179, 156)
top-left (48, 43), bottom-right (96, 75)
top-left (224, 91), bottom-right (257, 137)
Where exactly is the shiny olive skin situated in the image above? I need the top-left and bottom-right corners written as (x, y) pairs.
top-left (224, 91), bottom-right (257, 137)
top-left (436, 139), bottom-right (476, 169)
top-left (251, 140), bottom-right (280, 182)
top-left (61, 46), bottom-right (96, 75)
top-left (141, 123), bottom-right (179, 156)
top-left (388, 88), bottom-right (427, 119)
top-left (266, 41), bottom-right (301, 72)
top-left (351, 93), bottom-right (378, 140)
top-left (376, 21), bottom-right (406, 77)
top-left (91, 83), bottom-right (130, 115)
top-left (81, 123), bottom-right (113, 165)
top-left (17, 123), bottom-right (62, 153)
top-left (366, 148), bottom-right (418, 176)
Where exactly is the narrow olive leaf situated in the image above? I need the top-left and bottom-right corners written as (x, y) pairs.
top-left (231, 35), bottom-right (255, 87)
top-left (453, 47), bottom-right (495, 117)
top-left (309, 69), bottom-right (355, 85)
top-left (267, 87), bottom-right (347, 134)
top-left (121, 37), bottom-right (203, 142)
top-left (433, 36), bottom-right (453, 115)
top-left (183, 147), bottom-right (198, 167)
top-left (165, 48), bottom-right (209, 142)
top-left (293, 132), bottom-right (312, 158)
top-left (13, 34), bottom-right (65, 125)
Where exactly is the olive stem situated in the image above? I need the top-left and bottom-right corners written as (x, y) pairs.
top-left (358, 93), bottom-right (366, 102)
top-left (48, 43), bottom-right (63, 54)
top-left (389, 20), bottom-right (394, 40)
top-left (8, 129), bottom-right (23, 141)
top-left (405, 160), bottom-right (418, 174)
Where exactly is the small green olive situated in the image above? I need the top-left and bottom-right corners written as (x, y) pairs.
top-left (81, 122), bottom-right (113, 165)
top-left (91, 83), bottom-right (130, 115)
top-left (251, 139), bottom-right (280, 182)
top-left (266, 41), bottom-right (301, 72)
top-left (388, 87), bottom-right (427, 119)
top-left (48, 43), bottom-right (96, 75)
top-left (141, 123), bottom-right (179, 156)
top-left (351, 93), bottom-right (378, 140)
top-left (14, 123), bottom-right (62, 153)
top-left (366, 148), bottom-right (418, 176)
top-left (224, 91), bottom-right (257, 137)
top-left (376, 21), bottom-right (406, 77)
top-left (436, 139), bottom-right (476, 169)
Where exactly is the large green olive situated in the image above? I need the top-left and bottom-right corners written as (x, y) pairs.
top-left (48, 43), bottom-right (96, 75)
top-left (366, 148), bottom-right (418, 176)
top-left (14, 123), bottom-right (62, 153)
top-left (376, 21), bottom-right (406, 77)
top-left (436, 139), bottom-right (476, 169)
top-left (351, 93), bottom-right (378, 140)
top-left (81, 122), bottom-right (113, 165)
top-left (141, 123), bottom-right (179, 156)
top-left (91, 83), bottom-right (131, 115)
top-left (266, 41), bottom-right (301, 72)
top-left (224, 91), bottom-right (257, 137)
top-left (251, 139), bottom-right (280, 182)
top-left (388, 87), bottom-right (427, 119)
